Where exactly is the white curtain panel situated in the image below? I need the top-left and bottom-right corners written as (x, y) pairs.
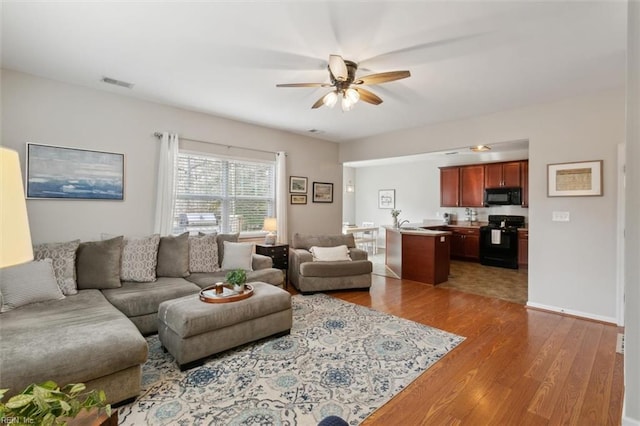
top-left (275, 151), bottom-right (288, 244)
top-left (153, 132), bottom-right (179, 235)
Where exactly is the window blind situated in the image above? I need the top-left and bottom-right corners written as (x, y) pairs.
top-left (173, 152), bottom-right (275, 235)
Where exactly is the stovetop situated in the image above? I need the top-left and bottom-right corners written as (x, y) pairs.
top-left (485, 215), bottom-right (526, 229)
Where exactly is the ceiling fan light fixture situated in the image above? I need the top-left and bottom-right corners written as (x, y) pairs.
top-left (341, 94), bottom-right (355, 112)
top-left (322, 91), bottom-right (338, 108)
top-left (345, 88), bottom-right (360, 104)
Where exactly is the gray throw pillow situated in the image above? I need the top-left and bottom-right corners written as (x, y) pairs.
top-left (119, 234), bottom-right (160, 282)
top-left (221, 241), bottom-right (254, 271)
top-left (33, 239), bottom-right (81, 295)
top-left (189, 233), bottom-right (220, 273)
top-left (157, 232), bottom-right (190, 278)
top-left (0, 259), bottom-right (65, 313)
top-left (76, 236), bottom-right (123, 289)
top-left (216, 233), bottom-right (239, 267)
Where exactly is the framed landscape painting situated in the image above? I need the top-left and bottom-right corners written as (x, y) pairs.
top-left (289, 176), bottom-right (308, 193)
top-left (26, 143), bottom-right (124, 200)
top-left (547, 160), bottom-right (603, 197)
top-left (312, 182), bottom-right (333, 203)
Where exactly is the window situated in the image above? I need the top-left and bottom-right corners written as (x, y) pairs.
top-left (173, 151), bottom-right (275, 236)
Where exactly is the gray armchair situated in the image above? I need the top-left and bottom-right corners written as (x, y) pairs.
top-left (288, 233), bottom-right (372, 294)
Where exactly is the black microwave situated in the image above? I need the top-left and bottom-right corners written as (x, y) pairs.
top-left (484, 187), bottom-right (522, 206)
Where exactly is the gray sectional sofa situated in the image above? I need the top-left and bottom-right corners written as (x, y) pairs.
top-left (0, 232), bottom-right (284, 405)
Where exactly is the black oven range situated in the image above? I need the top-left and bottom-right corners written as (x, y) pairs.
top-left (479, 215), bottom-right (525, 269)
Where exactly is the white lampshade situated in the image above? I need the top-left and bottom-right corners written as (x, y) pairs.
top-left (1, 147), bottom-right (34, 268)
top-left (263, 217), bottom-right (277, 245)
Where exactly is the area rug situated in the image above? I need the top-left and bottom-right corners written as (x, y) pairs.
top-left (118, 294), bottom-right (464, 425)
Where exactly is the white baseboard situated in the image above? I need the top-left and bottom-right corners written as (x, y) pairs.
top-left (526, 302), bottom-right (617, 324)
top-left (623, 415), bottom-right (640, 426)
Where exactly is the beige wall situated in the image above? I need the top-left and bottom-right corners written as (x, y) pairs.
top-left (1, 70), bottom-right (344, 243)
top-left (624, 2), bottom-right (639, 424)
top-left (340, 89), bottom-right (625, 324)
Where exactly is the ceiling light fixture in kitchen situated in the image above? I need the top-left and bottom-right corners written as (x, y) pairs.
top-left (470, 145), bottom-right (491, 152)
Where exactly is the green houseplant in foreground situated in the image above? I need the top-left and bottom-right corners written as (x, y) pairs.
top-left (225, 268), bottom-right (247, 292)
top-left (0, 381), bottom-right (111, 426)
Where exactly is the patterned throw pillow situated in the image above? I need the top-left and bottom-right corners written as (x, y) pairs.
top-left (120, 234), bottom-right (161, 282)
top-left (33, 239), bottom-right (81, 295)
top-left (0, 259), bottom-right (65, 312)
top-left (189, 233), bottom-right (220, 273)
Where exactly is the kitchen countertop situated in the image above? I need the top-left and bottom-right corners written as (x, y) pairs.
top-left (383, 225), bottom-right (451, 236)
top-left (387, 221), bottom-right (528, 231)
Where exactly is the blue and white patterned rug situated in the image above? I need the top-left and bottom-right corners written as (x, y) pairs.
top-left (118, 294), bottom-right (464, 425)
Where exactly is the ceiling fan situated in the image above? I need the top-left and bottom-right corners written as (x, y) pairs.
top-left (276, 54), bottom-right (410, 111)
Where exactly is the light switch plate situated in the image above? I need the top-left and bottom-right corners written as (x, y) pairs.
top-left (552, 211), bottom-right (570, 222)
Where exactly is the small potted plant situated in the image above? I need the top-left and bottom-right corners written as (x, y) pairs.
top-left (391, 209), bottom-right (402, 228)
top-left (225, 269), bottom-right (247, 292)
top-left (0, 381), bottom-right (111, 426)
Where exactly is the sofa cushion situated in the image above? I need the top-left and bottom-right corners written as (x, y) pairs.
top-left (189, 233), bottom-right (220, 273)
top-left (101, 277), bottom-right (201, 318)
top-left (0, 289), bottom-right (147, 398)
top-left (300, 260), bottom-right (372, 278)
top-left (118, 234), bottom-right (160, 282)
top-left (0, 259), bottom-right (65, 312)
top-left (291, 233), bottom-right (356, 250)
top-left (216, 233), bottom-right (239, 266)
top-left (221, 241), bottom-right (254, 271)
top-left (310, 245), bottom-right (351, 261)
top-left (76, 236), bottom-right (123, 289)
top-left (32, 239), bottom-right (81, 295)
top-left (157, 233), bottom-right (190, 278)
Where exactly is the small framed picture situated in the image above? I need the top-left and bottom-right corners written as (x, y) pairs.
top-left (290, 194), bottom-right (307, 205)
top-left (312, 182), bottom-right (333, 203)
top-left (547, 160), bottom-right (603, 197)
top-left (378, 189), bottom-right (395, 209)
top-left (289, 176), bottom-right (308, 193)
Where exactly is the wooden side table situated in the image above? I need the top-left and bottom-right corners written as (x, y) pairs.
top-left (256, 243), bottom-right (289, 288)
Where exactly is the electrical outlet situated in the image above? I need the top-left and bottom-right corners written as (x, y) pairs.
top-left (552, 211), bottom-right (570, 222)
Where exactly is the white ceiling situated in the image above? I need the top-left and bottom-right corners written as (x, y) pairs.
top-left (1, 1), bottom-right (627, 143)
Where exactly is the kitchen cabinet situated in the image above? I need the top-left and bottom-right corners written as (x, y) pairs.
top-left (386, 228), bottom-right (451, 284)
top-left (449, 226), bottom-right (480, 261)
top-left (440, 166), bottom-right (460, 207)
top-left (518, 229), bottom-right (528, 267)
top-left (485, 161), bottom-right (521, 188)
top-left (459, 165), bottom-right (485, 207)
top-left (521, 160), bottom-right (529, 207)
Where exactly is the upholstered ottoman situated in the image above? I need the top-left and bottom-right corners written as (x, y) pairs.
top-left (158, 282), bottom-right (292, 370)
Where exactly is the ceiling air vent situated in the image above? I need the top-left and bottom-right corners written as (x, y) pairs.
top-left (101, 76), bottom-right (134, 89)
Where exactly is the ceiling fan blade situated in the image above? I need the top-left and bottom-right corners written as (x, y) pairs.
top-left (355, 71), bottom-right (411, 86)
top-left (311, 95), bottom-right (326, 109)
top-left (329, 55), bottom-right (348, 81)
top-left (355, 88), bottom-right (383, 105)
top-left (276, 83), bottom-right (332, 88)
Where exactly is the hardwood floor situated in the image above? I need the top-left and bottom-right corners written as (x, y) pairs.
top-left (312, 275), bottom-right (624, 425)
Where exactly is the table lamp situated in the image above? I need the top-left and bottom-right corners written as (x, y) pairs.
top-left (1, 147), bottom-right (34, 268)
top-left (263, 217), bottom-right (277, 245)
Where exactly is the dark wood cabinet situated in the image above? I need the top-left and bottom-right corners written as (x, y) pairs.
top-left (440, 166), bottom-right (460, 207)
top-left (521, 160), bottom-right (529, 207)
top-left (485, 161), bottom-right (521, 188)
top-left (518, 229), bottom-right (528, 267)
top-left (448, 227), bottom-right (480, 261)
top-left (255, 243), bottom-right (289, 286)
top-left (459, 165), bottom-right (485, 207)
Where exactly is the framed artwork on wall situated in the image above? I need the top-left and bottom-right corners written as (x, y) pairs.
top-left (312, 182), bottom-right (333, 203)
top-left (289, 176), bottom-right (308, 193)
top-left (26, 143), bottom-right (124, 200)
top-left (291, 194), bottom-right (307, 204)
top-left (547, 160), bottom-right (603, 197)
top-left (378, 189), bottom-right (395, 209)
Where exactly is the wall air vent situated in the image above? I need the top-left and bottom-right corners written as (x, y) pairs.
top-left (101, 76), bottom-right (134, 89)
top-left (445, 151), bottom-right (459, 155)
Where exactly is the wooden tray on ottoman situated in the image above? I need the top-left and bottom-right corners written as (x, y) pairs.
top-left (199, 284), bottom-right (254, 303)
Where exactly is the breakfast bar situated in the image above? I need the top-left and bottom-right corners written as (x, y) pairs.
top-left (385, 226), bottom-right (451, 285)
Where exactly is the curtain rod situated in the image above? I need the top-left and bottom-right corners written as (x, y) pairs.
top-left (153, 132), bottom-right (279, 156)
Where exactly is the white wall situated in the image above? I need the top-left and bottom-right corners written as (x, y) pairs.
top-left (340, 89), bottom-right (625, 323)
top-left (1, 70), bottom-right (344, 243)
